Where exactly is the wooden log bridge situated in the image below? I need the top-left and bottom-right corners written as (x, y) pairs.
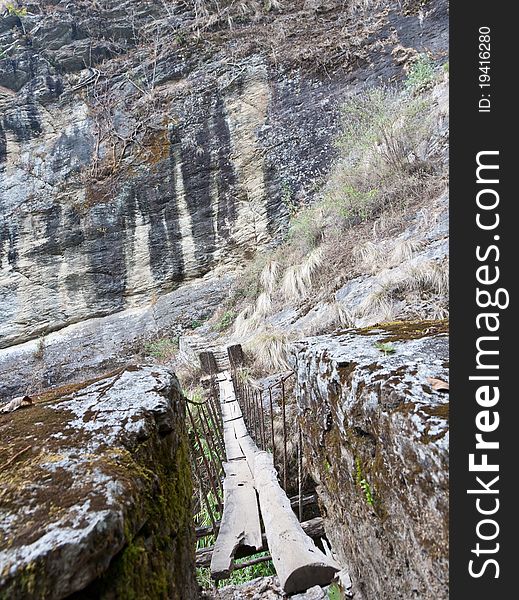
top-left (210, 371), bottom-right (339, 594)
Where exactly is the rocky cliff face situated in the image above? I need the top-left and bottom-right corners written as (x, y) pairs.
top-left (0, 0), bottom-right (346, 350)
top-left (0, 366), bottom-right (197, 599)
top-left (290, 321), bottom-right (449, 600)
top-left (0, 0), bottom-right (448, 400)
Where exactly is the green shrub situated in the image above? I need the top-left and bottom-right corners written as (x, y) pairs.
top-left (215, 310), bottom-right (236, 331)
top-left (7, 3), bottom-right (27, 17)
top-left (144, 337), bottom-right (178, 360)
top-left (288, 204), bottom-right (323, 250)
top-left (405, 54), bottom-right (435, 92)
top-left (339, 87), bottom-right (433, 172)
top-left (323, 185), bottom-right (380, 223)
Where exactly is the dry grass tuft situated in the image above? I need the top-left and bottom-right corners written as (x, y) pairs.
top-left (260, 260), bottom-right (279, 292)
top-left (233, 305), bottom-right (259, 339)
top-left (175, 360), bottom-right (204, 392)
top-left (281, 248), bottom-right (324, 301)
top-left (244, 328), bottom-right (290, 373)
top-left (354, 238), bottom-right (425, 273)
top-left (255, 291), bottom-right (272, 316)
top-left (358, 259), bottom-right (449, 323)
top-left (405, 260), bottom-right (449, 296)
top-left (358, 286), bottom-right (397, 322)
top-left (391, 239), bottom-right (424, 265)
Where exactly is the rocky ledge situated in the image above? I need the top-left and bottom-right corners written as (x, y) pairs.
top-left (290, 320), bottom-right (449, 600)
top-left (0, 366), bottom-right (196, 600)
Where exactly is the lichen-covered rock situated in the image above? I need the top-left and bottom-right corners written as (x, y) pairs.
top-left (0, 366), bottom-right (197, 599)
top-left (290, 321), bottom-right (449, 600)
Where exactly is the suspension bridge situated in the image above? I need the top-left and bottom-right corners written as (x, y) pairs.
top-left (187, 346), bottom-right (340, 595)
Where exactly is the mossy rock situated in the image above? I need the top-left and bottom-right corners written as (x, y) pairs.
top-left (290, 322), bottom-right (449, 600)
top-left (0, 367), bottom-right (197, 600)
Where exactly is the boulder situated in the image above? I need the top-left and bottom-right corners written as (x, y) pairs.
top-left (290, 320), bottom-right (449, 600)
top-left (0, 366), bottom-right (197, 599)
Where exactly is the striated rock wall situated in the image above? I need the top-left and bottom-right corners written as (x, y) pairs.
top-left (290, 321), bottom-right (449, 600)
top-left (0, 366), bottom-right (197, 599)
top-left (0, 1), bottom-right (346, 349)
top-left (0, 0), bottom-right (448, 349)
top-left (0, 1), bottom-right (448, 398)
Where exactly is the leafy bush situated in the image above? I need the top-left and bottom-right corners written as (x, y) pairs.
top-left (405, 54), bottom-right (435, 92)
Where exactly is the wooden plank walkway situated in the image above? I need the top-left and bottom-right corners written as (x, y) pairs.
top-left (210, 371), bottom-right (340, 593)
top-left (197, 516), bottom-right (326, 567)
top-left (210, 372), bottom-right (262, 578)
top-left (210, 460), bottom-right (262, 578)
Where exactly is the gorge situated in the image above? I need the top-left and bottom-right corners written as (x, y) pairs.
top-left (1, 1), bottom-right (449, 598)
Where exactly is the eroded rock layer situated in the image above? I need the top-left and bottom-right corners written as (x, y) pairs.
top-left (0, 0), bottom-right (448, 352)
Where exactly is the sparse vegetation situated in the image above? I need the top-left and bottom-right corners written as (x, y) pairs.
top-left (196, 552), bottom-right (275, 590)
top-left (6, 3), bottom-right (28, 17)
top-left (374, 341), bottom-right (396, 355)
top-left (221, 75), bottom-right (446, 355)
top-left (354, 457), bottom-right (374, 506)
top-left (359, 258), bottom-right (449, 322)
top-left (144, 337), bottom-right (178, 361)
top-left (215, 310), bottom-right (236, 332)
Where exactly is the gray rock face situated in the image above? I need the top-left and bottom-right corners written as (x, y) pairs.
top-left (0, 6), bottom-right (344, 350)
top-left (0, 0), bottom-right (448, 353)
top-left (0, 366), bottom-right (197, 599)
top-left (289, 321), bottom-right (449, 600)
top-left (0, 273), bottom-right (231, 401)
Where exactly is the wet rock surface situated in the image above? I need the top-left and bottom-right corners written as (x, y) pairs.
top-left (0, 366), bottom-right (196, 599)
top-left (290, 321), bottom-right (449, 600)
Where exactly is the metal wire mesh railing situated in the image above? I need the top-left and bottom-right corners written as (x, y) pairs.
top-left (231, 368), bottom-right (309, 522)
top-left (187, 374), bottom-right (225, 537)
